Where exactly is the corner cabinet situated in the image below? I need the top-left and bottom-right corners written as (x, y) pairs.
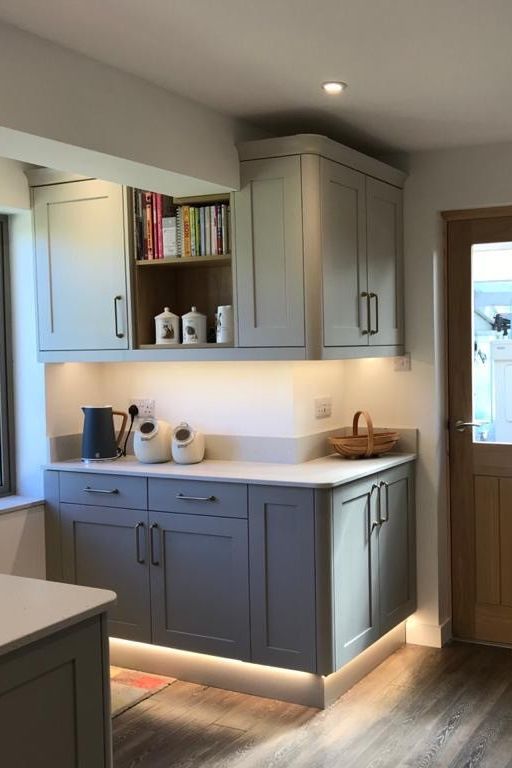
top-left (33, 179), bottom-right (130, 351)
top-left (236, 134), bottom-right (406, 358)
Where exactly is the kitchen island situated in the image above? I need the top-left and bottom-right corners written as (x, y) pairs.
top-left (0, 574), bottom-right (116, 767)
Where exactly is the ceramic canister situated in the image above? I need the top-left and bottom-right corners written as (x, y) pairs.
top-left (155, 307), bottom-right (180, 345)
top-left (216, 304), bottom-right (234, 344)
top-left (181, 306), bottom-right (207, 344)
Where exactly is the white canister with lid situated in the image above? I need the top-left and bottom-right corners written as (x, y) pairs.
top-left (155, 307), bottom-right (180, 345)
top-left (181, 306), bottom-right (207, 344)
top-left (216, 305), bottom-right (234, 344)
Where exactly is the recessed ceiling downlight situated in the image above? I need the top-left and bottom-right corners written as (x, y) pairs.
top-left (322, 81), bottom-right (347, 95)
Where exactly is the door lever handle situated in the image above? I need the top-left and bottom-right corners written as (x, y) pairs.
top-left (454, 420), bottom-right (489, 432)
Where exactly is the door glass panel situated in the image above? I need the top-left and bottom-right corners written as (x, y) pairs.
top-left (472, 242), bottom-right (512, 443)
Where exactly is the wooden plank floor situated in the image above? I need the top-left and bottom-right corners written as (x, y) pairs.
top-left (113, 642), bottom-right (512, 768)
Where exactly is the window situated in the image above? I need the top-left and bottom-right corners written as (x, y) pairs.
top-left (0, 216), bottom-right (13, 495)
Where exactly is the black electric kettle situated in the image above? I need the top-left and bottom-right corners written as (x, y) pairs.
top-left (81, 406), bottom-right (128, 462)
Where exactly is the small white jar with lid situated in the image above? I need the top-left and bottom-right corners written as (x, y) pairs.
top-left (181, 306), bottom-right (207, 344)
top-left (155, 307), bottom-right (179, 345)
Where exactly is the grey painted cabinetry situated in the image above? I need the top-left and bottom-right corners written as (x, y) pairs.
top-left (236, 134), bottom-right (406, 358)
top-left (33, 179), bottom-right (130, 352)
top-left (47, 460), bottom-right (415, 676)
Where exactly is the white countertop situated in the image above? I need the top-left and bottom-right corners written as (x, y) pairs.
top-left (46, 452), bottom-right (416, 489)
top-left (0, 574), bottom-right (116, 657)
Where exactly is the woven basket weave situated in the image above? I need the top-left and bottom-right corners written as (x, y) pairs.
top-left (329, 411), bottom-right (399, 459)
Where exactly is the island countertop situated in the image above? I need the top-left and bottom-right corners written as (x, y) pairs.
top-left (0, 574), bottom-right (116, 657)
top-left (46, 452), bottom-right (416, 489)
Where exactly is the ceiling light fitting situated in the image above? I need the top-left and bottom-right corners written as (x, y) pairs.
top-left (322, 81), bottom-right (347, 95)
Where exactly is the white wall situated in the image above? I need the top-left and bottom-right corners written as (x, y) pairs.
top-left (0, 157), bottom-right (30, 211)
top-left (0, 22), bottom-right (265, 195)
top-left (0, 506), bottom-right (45, 577)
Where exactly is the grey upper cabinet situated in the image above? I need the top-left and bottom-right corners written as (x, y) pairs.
top-left (235, 156), bottom-right (305, 347)
top-left (33, 179), bottom-right (130, 351)
top-left (150, 511), bottom-right (251, 661)
top-left (332, 477), bottom-right (380, 667)
top-left (378, 463), bottom-right (416, 633)
top-left (366, 178), bottom-right (404, 346)
top-left (248, 485), bottom-right (317, 672)
top-left (321, 159), bottom-right (367, 347)
top-left (60, 502), bottom-right (151, 643)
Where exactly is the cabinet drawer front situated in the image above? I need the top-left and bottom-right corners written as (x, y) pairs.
top-left (59, 472), bottom-right (147, 509)
top-left (148, 478), bottom-right (247, 518)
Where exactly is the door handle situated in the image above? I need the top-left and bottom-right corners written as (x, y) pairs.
top-left (361, 292), bottom-right (371, 335)
top-left (150, 523), bottom-right (160, 566)
top-left (114, 295), bottom-right (124, 339)
top-left (135, 522), bottom-right (145, 564)
top-left (83, 486), bottom-right (119, 495)
top-left (378, 481), bottom-right (389, 523)
top-left (454, 420), bottom-right (489, 432)
top-left (175, 493), bottom-right (217, 503)
top-left (370, 483), bottom-right (381, 532)
top-left (369, 292), bottom-right (379, 335)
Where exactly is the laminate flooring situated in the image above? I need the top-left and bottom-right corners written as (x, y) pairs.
top-left (113, 641), bottom-right (512, 768)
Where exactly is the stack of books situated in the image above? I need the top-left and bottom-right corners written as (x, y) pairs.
top-left (133, 189), bottom-right (230, 261)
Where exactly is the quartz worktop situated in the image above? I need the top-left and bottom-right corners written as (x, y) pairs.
top-left (0, 574), bottom-right (116, 657)
top-left (46, 452), bottom-right (416, 489)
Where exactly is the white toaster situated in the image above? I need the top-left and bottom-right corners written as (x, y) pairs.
top-left (172, 422), bottom-right (205, 464)
top-left (134, 418), bottom-right (172, 463)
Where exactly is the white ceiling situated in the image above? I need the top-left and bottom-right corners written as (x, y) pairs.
top-left (0, 0), bottom-right (511, 155)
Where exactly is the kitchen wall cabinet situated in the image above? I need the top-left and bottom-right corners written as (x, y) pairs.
top-left (236, 134), bottom-right (406, 358)
top-left (46, 459), bottom-right (415, 676)
top-left (248, 485), bottom-right (317, 672)
top-left (33, 179), bottom-right (130, 352)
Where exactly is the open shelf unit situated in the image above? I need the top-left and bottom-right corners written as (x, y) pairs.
top-left (129, 189), bottom-right (234, 349)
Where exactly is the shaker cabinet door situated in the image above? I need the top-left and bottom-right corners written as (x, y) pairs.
top-left (235, 156), bottom-right (305, 347)
top-left (366, 178), bottom-right (404, 346)
top-left (149, 512), bottom-right (250, 660)
top-left (60, 503), bottom-right (151, 642)
top-left (248, 485), bottom-right (317, 672)
top-left (33, 179), bottom-right (129, 351)
top-left (332, 477), bottom-right (380, 668)
top-left (378, 463), bottom-right (416, 633)
top-left (321, 158), bottom-right (368, 347)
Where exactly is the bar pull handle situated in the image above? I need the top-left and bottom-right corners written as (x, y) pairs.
top-left (83, 486), bottom-right (119, 495)
top-left (135, 522), bottom-right (145, 564)
top-left (370, 483), bottom-right (381, 532)
top-left (369, 292), bottom-right (379, 335)
top-left (114, 295), bottom-right (124, 339)
top-left (378, 481), bottom-right (389, 524)
top-left (150, 523), bottom-right (160, 566)
top-left (175, 493), bottom-right (217, 503)
top-left (361, 292), bottom-right (370, 335)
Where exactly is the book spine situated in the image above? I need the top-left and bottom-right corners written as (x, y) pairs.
top-left (183, 206), bottom-right (191, 257)
top-left (144, 192), bottom-right (154, 259)
top-left (205, 206), bottom-right (211, 255)
top-left (220, 204), bottom-right (226, 255)
top-left (191, 207), bottom-right (197, 257)
top-left (200, 207), bottom-right (206, 256)
top-left (216, 204), bottom-right (222, 255)
top-left (211, 205), bottom-right (217, 255)
top-left (156, 194), bottom-right (163, 259)
top-left (226, 205), bottom-right (231, 254)
top-left (176, 208), bottom-right (183, 257)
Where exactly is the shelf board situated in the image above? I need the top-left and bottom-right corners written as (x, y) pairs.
top-left (135, 255), bottom-right (231, 269)
top-left (173, 193), bottom-right (231, 205)
top-left (139, 342), bottom-right (234, 350)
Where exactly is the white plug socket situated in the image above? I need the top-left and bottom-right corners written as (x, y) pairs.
top-left (314, 396), bottom-right (332, 419)
top-left (131, 398), bottom-right (155, 419)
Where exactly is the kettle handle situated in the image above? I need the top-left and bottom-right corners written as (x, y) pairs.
top-left (113, 411), bottom-right (128, 453)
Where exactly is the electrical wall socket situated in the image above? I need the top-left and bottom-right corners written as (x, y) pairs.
top-left (131, 398), bottom-right (155, 419)
top-left (314, 396), bottom-right (332, 419)
top-left (393, 353), bottom-right (411, 372)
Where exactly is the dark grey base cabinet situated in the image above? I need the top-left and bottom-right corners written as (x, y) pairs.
top-left (46, 461), bottom-right (416, 677)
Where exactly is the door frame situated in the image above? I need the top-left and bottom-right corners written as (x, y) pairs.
top-left (442, 205), bottom-right (512, 641)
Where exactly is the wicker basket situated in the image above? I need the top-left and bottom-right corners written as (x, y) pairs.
top-left (329, 411), bottom-right (399, 459)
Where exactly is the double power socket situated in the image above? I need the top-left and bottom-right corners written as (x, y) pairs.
top-left (130, 398), bottom-right (156, 419)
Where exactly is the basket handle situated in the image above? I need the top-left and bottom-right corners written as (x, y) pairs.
top-left (352, 411), bottom-right (375, 457)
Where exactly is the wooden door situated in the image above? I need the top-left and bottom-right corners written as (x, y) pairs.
top-left (149, 512), bottom-right (250, 660)
top-left (235, 156), bottom-right (305, 347)
top-left (332, 477), bottom-right (380, 668)
top-left (61, 503), bottom-right (151, 642)
top-left (378, 463), bottom-right (416, 634)
top-left (33, 179), bottom-right (129, 351)
top-left (248, 485), bottom-right (317, 672)
top-left (321, 158), bottom-right (368, 347)
top-left (366, 178), bottom-right (404, 346)
top-left (447, 209), bottom-right (512, 643)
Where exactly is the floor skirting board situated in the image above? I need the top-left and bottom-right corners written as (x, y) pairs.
top-left (110, 624), bottom-right (406, 709)
top-left (406, 617), bottom-right (452, 648)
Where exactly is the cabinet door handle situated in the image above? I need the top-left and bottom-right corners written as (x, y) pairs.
top-left (150, 523), bottom-right (160, 566)
top-left (175, 493), bottom-right (217, 503)
top-left (114, 295), bottom-right (124, 339)
top-left (378, 481), bottom-right (389, 524)
top-left (360, 292), bottom-right (370, 335)
top-left (369, 292), bottom-right (379, 335)
top-left (135, 522), bottom-right (145, 564)
top-left (370, 483), bottom-right (381, 532)
top-left (83, 486), bottom-right (119, 495)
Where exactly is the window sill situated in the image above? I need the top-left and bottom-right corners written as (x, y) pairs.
top-left (0, 496), bottom-right (44, 516)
